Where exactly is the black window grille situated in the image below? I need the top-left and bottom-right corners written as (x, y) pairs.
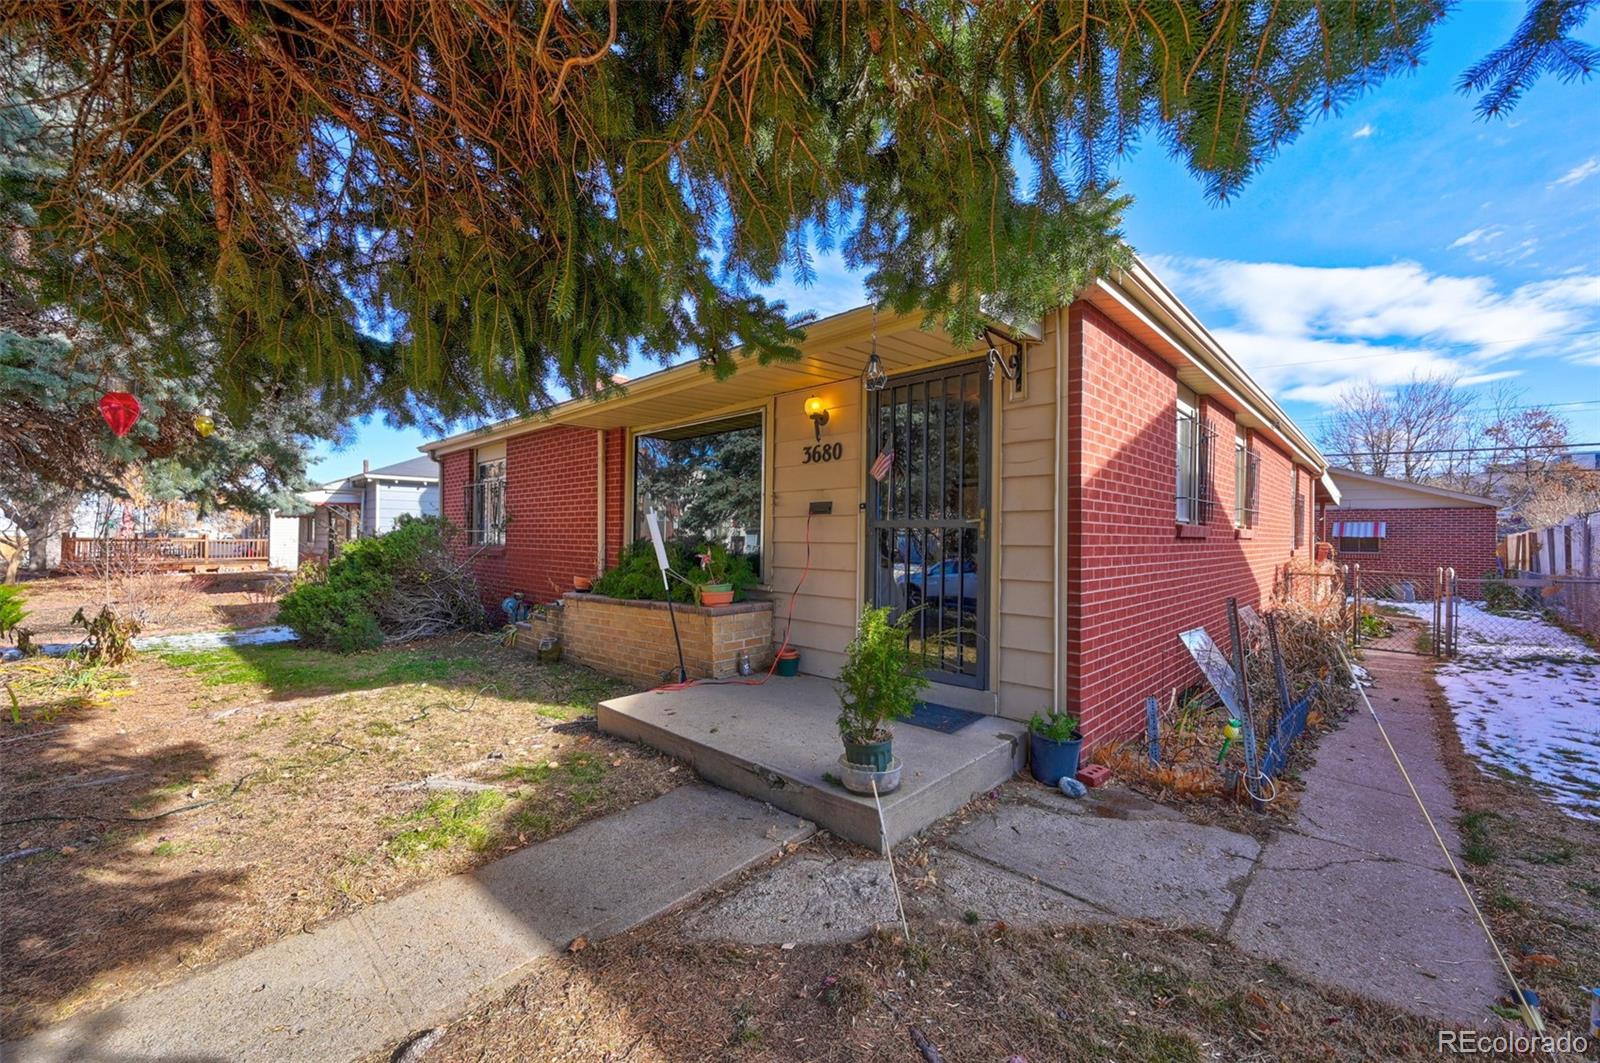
top-left (1177, 407), bottom-right (1216, 525)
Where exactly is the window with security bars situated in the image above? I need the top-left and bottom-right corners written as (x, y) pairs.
top-left (1240, 448), bottom-right (1260, 528)
top-left (1176, 395), bottom-right (1216, 525)
top-left (466, 457), bottom-right (506, 546)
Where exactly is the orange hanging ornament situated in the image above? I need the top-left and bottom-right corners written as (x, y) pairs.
top-left (99, 391), bottom-right (141, 437)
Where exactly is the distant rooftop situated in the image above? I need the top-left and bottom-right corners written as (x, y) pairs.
top-left (320, 455), bottom-right (440, 488)
top-left (362, 456), bottom-right (440, 480)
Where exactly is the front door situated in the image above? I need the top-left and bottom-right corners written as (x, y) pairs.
top-left (866, 360), bottom-right (991, 688)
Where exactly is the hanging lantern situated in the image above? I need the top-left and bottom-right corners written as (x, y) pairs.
top-left (98, 392), bottom-right (141, 438)
top-left (193, 409), bottom-right (217, 438)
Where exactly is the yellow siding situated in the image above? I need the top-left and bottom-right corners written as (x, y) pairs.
top-left (764, 329), bottom-right (1063, 720)
top-left (767, 379), bottom-right (864, 677)
top-left (994, 313), bottom-right (1061, 720)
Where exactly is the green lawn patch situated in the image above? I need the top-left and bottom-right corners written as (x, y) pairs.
top-left (1458, 810), bottom-right (1500, 866)
top-left (387, 791), bottom-right (509, 860)
top-left (155, 643), bottom-right (480, 695)
top-left (501, 751), bottom-right (610, 806)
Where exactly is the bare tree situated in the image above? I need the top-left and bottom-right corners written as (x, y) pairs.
top-left (1322, 374), bottom-right (1473, 481)
top-left (1477, 384), bottom-right (1572, 505)
top-left (1520, 465), bottom-right (1600, 531)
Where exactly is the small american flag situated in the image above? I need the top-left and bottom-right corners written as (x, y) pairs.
top-left (869, 447), bottom-right (894, 482)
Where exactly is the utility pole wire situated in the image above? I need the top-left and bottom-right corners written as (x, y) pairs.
top-left (1324, 441), bottom-right (1600, 459)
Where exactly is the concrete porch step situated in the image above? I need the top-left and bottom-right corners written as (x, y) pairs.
top-left (598, 675), bottom-right (1026, 852)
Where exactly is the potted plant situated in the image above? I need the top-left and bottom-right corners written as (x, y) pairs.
top-left (835, 606), bottom-right (925, 788)
top-left (1028, 709), bottom-right (1083, 787)
top-left (694, 544), bottom-right (738, 606)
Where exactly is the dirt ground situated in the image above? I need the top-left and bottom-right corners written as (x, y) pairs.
top-left (0, 635), bottom-right (678, 1038)
top-left (362, 875), bottom-right (1446, 1063)
top-left (7, 572), bottom-right (281, 642)
top-left (1428, 664), bottom-right (1600, 1037)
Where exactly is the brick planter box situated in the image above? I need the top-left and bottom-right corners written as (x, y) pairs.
top-left (513, 592), bottom-right (774, 686)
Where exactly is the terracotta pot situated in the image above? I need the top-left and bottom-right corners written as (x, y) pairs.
top-left (698, 586), bottom-right (735, 607)
top-left (574, 576), bottom-right (593, 592)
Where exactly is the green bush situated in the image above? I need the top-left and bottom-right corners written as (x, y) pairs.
top-left (1482, 571), bottom-right (1525, 615)
top-left (0, 585), bottom-right (25, 644)
top-left (836, 605), bottom-right (926, 744)
top-left (591, 540), bottom-right (758, 603)
top-left (277, 516), bottom-right (484, 651)
top-left (278, 580), bottom-right (386, 652)
top-left (1029, 709), bottom-right (1080, 742)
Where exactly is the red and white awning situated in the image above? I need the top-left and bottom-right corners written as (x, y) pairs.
top-left (1330, 520), bottom-right (1386, 538)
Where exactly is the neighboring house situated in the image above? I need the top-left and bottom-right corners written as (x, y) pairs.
top-left (271, 456), bottom-right (440, 568)
top-left (1566, 448), bottom-right (1600, 471)
top-left (422, 259), bottom-right (1337, 745)
top-left (1319, 469), bottom-right (1498, 583)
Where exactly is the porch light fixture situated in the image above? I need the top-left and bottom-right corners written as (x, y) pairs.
top-left (862, 351), bottom-right (887, 392)
top-left (862, 307), bottom-right (887, 392)
top-left (804, 395), bottom-right (830, 441)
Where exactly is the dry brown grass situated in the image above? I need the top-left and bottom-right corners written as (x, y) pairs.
top-left (363, 904), bottom-right (1446, 1063)
top-left (10, 573), bottom-right (279, 642)
top-left (0, 637), bottom-right (679, 1038)
top-left (1426, 665), bottom-right (1600, 1038)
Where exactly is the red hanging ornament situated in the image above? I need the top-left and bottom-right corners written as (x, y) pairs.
top-left (99, 391), bottom-right (142, 438)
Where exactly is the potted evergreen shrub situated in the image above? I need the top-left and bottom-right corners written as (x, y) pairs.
top-left (1028, 709), bottom-right (1083, 787)
top-left (835, 605), bottom-right (925, 790)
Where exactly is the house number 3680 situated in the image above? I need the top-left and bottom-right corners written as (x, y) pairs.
top-left (801, 442), bottom-right (844, 463)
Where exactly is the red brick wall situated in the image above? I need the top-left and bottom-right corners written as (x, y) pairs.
top-left (1321, 506), bottom-right (1498, 582)
top-left (1065, 304), bottom-right (1312, 745)
top-left (604, 427), bottom-right (627, 567)
top-left (443, 426), bottom-right (612, 611)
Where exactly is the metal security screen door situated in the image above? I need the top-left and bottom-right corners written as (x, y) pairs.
top-left (867, 361), bottom-right (991, 688)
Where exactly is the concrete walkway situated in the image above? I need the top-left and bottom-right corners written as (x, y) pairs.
top-left (7, 786), bottom-right (813, 1063)
top-left (692, 650), bottom-right (1505, 1023)
top-left (1225, 648), bottom-right (1501, 1020)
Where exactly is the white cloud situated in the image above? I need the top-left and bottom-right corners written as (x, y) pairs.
top-left (1351, 124), bottom-right (1375, 140)
top-left (1551, 158), bottom-right (1600, 188)
top-left (1149, 255), bottom-right (1600, 407)
top-left (1449, 226), bottom-right (1500, 249)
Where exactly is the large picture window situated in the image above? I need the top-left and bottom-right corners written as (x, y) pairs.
top-left (633, 412), bottom-right (764, 575)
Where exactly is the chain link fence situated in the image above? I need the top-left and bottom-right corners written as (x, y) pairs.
top-left (1347, 566), bottom-right (1450, 656)
top-left (1344, 566), bottom-right (1600, 659)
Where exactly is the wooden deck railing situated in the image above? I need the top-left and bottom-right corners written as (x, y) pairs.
top-left (60, 535), bottom-right (270, 571)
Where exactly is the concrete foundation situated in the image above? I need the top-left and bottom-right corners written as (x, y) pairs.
top-left (598, 675), bottom-right (1026, 852)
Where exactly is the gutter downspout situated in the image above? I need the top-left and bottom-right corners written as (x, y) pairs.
top-left (1053, 307), bottom-right (1067, 714)
top-left (595, 430), bottom-right (607, 574)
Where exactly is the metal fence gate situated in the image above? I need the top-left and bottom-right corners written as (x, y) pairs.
top-left (1347, 565), bottom-right (1457, 658)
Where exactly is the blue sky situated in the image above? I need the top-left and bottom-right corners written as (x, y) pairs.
top-left (308, 6), bottom-right (1600, 482)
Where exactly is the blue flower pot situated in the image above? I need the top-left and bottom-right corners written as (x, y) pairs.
top-left (1029, 731), bottom-right (1083, 787)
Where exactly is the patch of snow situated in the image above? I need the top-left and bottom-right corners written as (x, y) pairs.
top-left (136, 626), bottom-right (298, 652)
top-left (1387, 601), bottom-right (1600, 820)
top-left (1, 625), bottom-right (297, 662)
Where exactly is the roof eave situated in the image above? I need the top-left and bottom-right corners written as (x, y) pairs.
top-left (1089, 259), bottom-right (1329, 474)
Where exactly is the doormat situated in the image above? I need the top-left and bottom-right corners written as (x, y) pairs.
top-left (904, 701), bottom-right (984, 734)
